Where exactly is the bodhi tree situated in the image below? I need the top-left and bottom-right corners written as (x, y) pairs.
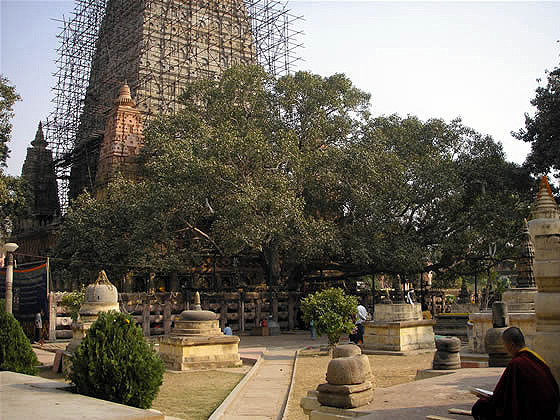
top-left (338, 115), bottom-right (534, 287)
top-left (137, 65), bottom-right (371, 289)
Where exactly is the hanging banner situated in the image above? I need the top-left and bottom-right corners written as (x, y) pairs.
top-left (0, 262), bottom-right (48, 316)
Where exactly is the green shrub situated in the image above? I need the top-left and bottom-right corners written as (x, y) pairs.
top-left (0, 309), bottom-right (38, 375)
top-left (301, 287), bottom-right (358, 348)
top-left (69, 310), bottom-right (164, 409)
top-left (60, 287), bottom-right (85, 321)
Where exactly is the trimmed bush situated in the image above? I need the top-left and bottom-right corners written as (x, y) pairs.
top-left (301, 287), bottom-right (358, 348)
top-left (0, 309), bottom-right (38, 375)
top-left (69, 310), bottom-right (164, 409)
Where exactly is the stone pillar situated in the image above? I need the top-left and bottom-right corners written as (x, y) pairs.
top-left (528, 176), bottom-right (560, 382)
top-left (256, 299), bottom-right (262, 326)
top-left (272, 296), bottom-right (279, 322)
top-left (239, 293), bottom-right (245, 332)
top-left (143, 300), bottom-right (151, 337)
top-left (48, 292), bottom-right (57, 341)
top-left (164, 301), bottom-right (172, 335)
top-left (220, 294), bottom-right (227, 330)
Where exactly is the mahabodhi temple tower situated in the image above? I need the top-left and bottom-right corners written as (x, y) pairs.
top-left (45, 0), bottom-right (301, 206)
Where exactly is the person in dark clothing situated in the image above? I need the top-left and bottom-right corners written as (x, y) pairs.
top-left (472, 327), bottom-right (559, 420)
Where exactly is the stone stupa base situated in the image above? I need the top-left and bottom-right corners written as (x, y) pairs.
top-left (158, 335), bottom-right (242, 371)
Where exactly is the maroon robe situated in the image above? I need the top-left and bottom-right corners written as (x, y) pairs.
top-left (474, 348), bottom-right (559, 420)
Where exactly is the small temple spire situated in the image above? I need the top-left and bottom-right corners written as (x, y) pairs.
top-left (31, 121), bottom-right (47, 148)
top-left (530, 176), bottom-right (559, 220)
top-left (115, 83), bottom-right (135, 107)
top-left (516, 219), bottom-right (536, 288)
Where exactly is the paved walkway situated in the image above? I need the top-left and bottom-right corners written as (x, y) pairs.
top-left (221, 347), bottom-right (295, 420)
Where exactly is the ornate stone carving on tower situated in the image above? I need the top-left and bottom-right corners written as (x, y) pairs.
top-left (69, 0), bottom-right (256, 199)
top-left (527, 176), bottom-right (560, 383)
top-left (94, 83), bottom-right (144, 196)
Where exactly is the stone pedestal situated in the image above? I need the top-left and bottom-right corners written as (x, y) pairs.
top-left (158, 335), bottom-right (242, 370)
top-left (158, 291), bottom-right (242, 371)
top-left (484, 302), bottom-right (511, 368)
top-left (362, 303), bottom-right (435, 353)
top-left (528, 176), bottom-right (560, 383)
top-left (433, 336), bottom-right (461, 370)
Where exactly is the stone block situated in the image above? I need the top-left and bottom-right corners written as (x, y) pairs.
top-left (317, 388), bottom-right (373, 409)
top-left (317, 381), bottom-right (372, 394)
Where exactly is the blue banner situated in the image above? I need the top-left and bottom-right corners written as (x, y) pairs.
top-left (0, 262), bottom-right (48, 317)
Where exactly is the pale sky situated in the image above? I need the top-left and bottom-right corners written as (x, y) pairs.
top-left (1, 0), bottom-right (559, 177)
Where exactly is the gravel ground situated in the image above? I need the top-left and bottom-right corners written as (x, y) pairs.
top-left (286, 349), bottom-right (434, 420)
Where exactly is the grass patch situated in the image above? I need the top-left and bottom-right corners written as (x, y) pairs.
top-left (152, 370), bottom-right (245, 420)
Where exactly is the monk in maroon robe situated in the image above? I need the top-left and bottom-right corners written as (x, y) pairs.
top-left (472, 327), bottom-right (559, 420)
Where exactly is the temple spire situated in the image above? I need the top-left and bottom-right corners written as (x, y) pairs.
top-left (31, 121), bottom-right (47, 148)
top-left (530, 176), bottom-right (559, 220)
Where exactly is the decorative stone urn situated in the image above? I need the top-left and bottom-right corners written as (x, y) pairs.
top-left (66, 270), bottom-right (119, 353)
top-left (158, 291), bottom-right (242, 370)
top-left (433, 336), bottom-right (461, 370)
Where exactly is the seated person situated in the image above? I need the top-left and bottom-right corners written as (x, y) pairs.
top-left (472, 326), bottom-right (559, 420)
top-left (223, 324), bottom-right (232, 336)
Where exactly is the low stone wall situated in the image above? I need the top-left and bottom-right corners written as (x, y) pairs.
top-left (468, 312), bottom-right (536, 353)
top-left (362, 319), bottom-right (436, 352)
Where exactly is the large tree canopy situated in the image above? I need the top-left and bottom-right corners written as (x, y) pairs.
top-left (0, 77), bottom-right (27, 242)
top-left (56, 65), bottom-right (534, 288)
top-left (514, 55), bottom-right (560, 181)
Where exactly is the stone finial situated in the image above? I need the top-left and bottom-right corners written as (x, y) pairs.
top-left (115, 83), bottom-right (136, 107)
top-left (95, 270), bottom-right (112, 285)
top-left (530, 176), bottom-right (559, 221)
top-left (492, 301), bottom-right (508, 328)
top-left (516, 219), bottom-right (536, 288)
top-left (193, 291), bottom-right (202, 311)
top-left (31, 122), bottom-right (47, 148)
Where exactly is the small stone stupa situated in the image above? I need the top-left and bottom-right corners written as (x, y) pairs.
top-left (502, 219), bottom-right (537, 312)
top-left (158, 291), bottom-right (242, 371)
top-left (66, 270), bottom-right (120, 353)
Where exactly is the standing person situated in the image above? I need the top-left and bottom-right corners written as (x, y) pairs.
top-left (350, 301), bottom-right (368, 345)
top-left (310, 320), bottom-right (316, 340)
top-left (471, 327), bottom-right (559, 420)
top-left (34, 311), bottom-right (42, 343)
top-left (223, 324), bottom-right (233, 335)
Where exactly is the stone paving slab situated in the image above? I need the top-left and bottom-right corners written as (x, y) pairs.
top-left (0, 371), bottom-right (164, 420)
top-left (307, 368), bottom-right (504, 420)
